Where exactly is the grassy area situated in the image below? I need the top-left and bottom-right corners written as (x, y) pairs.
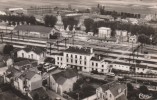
top-left (0, 0), bottom-right (157, 15)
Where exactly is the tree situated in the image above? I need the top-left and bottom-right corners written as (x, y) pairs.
top-left (3, 44), bottom-right (14, 55)
top-left (44, 15), bottom-right (57, 27)
top-left (33, 93), bottom-right (39, 100)
top-left (127, 83), bottom-right (134, 91)
top-left (139, 85), bottom-right (149, 94)
top-left (84, 18), bottom-right (94, 33)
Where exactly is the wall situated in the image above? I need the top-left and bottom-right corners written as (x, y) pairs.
top-left (30, 74), bottom-right (42, 91)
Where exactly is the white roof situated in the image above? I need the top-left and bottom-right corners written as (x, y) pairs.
top-left (8, 8), bottom-right (24, 11)
top-left (0, 11), bottom-right (6, 15)
top-left (98, 27), bottom-right (111, 30)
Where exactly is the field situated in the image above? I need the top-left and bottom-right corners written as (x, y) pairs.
top-left (0, 0), bottom-right (157, 15)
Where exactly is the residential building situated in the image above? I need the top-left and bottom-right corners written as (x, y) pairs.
top-left (17, 46), bottom-right (46, 64)
top-left (17, 70), bottom-right (42, 94)
top-left (96, 81), bottom-right (127, 100)
top-left (98, 27), bottom-right (111, 39)
top-left (4, 66), bottom-right (42, 94)
top-left (115, 30), bottom-right (129, 42)
top-left (13, 25), bottom-right (54, 39)
top-left (48, 69), bottom-right (78, 95)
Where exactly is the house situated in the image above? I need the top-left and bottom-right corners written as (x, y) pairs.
top-left (17, 70), bottom-right (42, 94)
top-left (17, 46), bottom-right (46, 64)
top-left (98, 27), bottom-right (111, 39)
top-left (129, 35), bottom-right (137, 43)
top-left (4, 59), bottom-right (37, 83)
top-left (4, 67), bottom-right (42, 94)
top-left (48, 69), bottom-right (78, 95)
top-left (115, 30), bottom-right (129, 42)
top-left (13, 25), bottom-right (54, 38)
top-left (96, 81), bottom-right (127, 100)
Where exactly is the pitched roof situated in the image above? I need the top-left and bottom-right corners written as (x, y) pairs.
top-left (21, 46), bottom-right (45, 55)
top-left (14, 25), bottom-right (52, 34)
top-left (52, 69), bottom-right (78, 85)
top-left (14, 60), bottom-right (31, 67)
top-left (19, 70), bottom-right (36, 80)
top-left (100, 81), bottom-right (127, 97)
top-left (65, 46), bottom-right (92, 55)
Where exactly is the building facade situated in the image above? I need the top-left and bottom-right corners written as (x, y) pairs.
top-left (98, 27), bottom-right (111, 39)
top-left (96, 81), bottom-right (127, 100)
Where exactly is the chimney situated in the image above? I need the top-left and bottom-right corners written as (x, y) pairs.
top-left (90, 48), bottom-right (93, 53)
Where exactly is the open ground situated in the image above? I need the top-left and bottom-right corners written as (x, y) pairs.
top-left (0, 0), bottom-right (157, 15)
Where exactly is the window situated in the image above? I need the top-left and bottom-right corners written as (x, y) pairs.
top-left (102, 65), bottom-right (104, 67)
top-left (84, 61), bottom-right (86, 65)
top-left (80, 61), bottom-right (82, 64)
top-left (57, 57), bottom-right (59, 60)
top-left (84, 57), bottom-right (86, 60)
top-left (92, 62), bottom-right (94, 66)
top-left (80, 56), bottom-right (82, 59)
top-left (66, 54), bottom-right (68, 57)
top-left (61, 63), bottom-right (62, 65)
top-left (84, 67), bottom-right (86, 69)
top-left (71, 59), bottom-right (73, 63)
top-left (75, 55), bottom-right (77, 58)
top-left (102, 69), bottom-right (104, 72)
top-left (96, 63), bottom-right (98, 67)
top-left (75, 60), bottom-right (77, 64)
top-left (61, 58), bottom-right (62, 61)
top-left (28, 55), bottom-right (30, 58)
top-left (110, 94), bottom-right (112, 98)
top-left (67, 59), bottom-right (68, 62)
top-left (57, 62), bottom-right (59, 64)
top-left (71, 55), bottom-right (73, 58)
top-left (22, 53), bottom-right (24, 58)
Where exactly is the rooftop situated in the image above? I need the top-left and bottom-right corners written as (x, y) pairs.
top-left (52, 69), bottom-right (78, 85)
top-left (100, 81), bottom-right (127, 97)
top-left (19, 70), bottom-right (37, 80)
top-left (21, 46), bottom-right (45, 55)
top-left (64, 46), bottom-right (93, 55)
top-left (91, 56), bottom-right (104, 62)
top-left (14, 25), bottom-right (52, 34)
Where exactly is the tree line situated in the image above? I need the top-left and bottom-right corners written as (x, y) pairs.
top-left (62, 17), bottom-right (79, 31)
top-left (97, 4), bottom-right (141, 19)
top-left (84, 18), bottom-right (155, 36)
top-left (0, 15), bottom-right (58, 27)
top-left (0, 15), bottom-right (36, 25)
